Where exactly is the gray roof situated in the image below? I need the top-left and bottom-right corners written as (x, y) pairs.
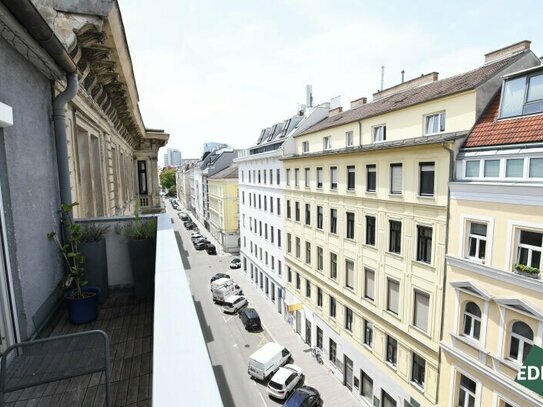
top-left (208, 165), bottom-right (239, 179)
top-left (298, 51), bottom-right (530, 136)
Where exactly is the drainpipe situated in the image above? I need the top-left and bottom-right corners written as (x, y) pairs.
top-left (53, 73), bottom-right (78, 210)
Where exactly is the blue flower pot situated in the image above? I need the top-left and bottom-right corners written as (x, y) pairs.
top-left (64, 286), bottom-right (100, 324)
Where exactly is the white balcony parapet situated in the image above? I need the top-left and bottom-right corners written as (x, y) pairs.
top-left (153, 214), bottom-right (222, 406)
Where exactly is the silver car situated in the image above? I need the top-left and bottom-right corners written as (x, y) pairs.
top-left (267, 364), bottom-right (303, 399)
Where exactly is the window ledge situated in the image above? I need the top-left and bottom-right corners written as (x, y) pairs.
top-left (498, 356), bottom-right (523, 372)
top-left (361, 296), bottom-right (375, 306)
top-left (417, 195), bottom-right (436, 200)
top-left (385, 361), bottom-right (397, 371)
top-left (362, 343), bottom-right (373, 353)
top-left (362, 243), bottom-right (378, 251)
top-left (386, 251), bottom-right (403, 260)
top-left (410, 382), bottom-right (425, 394)
top-left (412, 260), bottom-right (436, 271)
top-left (346, 189), bottom-right (356, 193)
top-left (410, 324), bottom-right (432, 339)
top-left (366, 190), bottom-right (377, 194)
top-left (388, 193), bottom-right (404, 198)
top-left (385, 310), bottom-right (401, 321)
top-left (450, 333), bottom-right (485, 352)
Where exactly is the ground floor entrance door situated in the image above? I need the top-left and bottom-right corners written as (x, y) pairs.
top-left (295, 310), bottom-right (301, 334)
top-left (344, 355), bottom-right (353, 390)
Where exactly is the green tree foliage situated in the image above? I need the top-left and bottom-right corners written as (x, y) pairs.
top-left (160, 167), bottom-right (177, 195)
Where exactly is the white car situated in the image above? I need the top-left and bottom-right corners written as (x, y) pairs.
top-left (221, 295), bottom-right (247, 313)
top-left (267, 364), bottom-right (303, 399)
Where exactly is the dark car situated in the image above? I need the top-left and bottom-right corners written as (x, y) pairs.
top-left (210, 273), bottom-right (230, 283)
top-left (284, 386), bottom-right (323, 407)
top-left (239, 308), bottom-right (261, 331)
top-left (206, 244), bottom-right (217, 255)
top-left (184, 222), bottom-right (196, 230)
top-left (229, 258), bottom-right (241, 269)
top-left (194, 241), bottom-right (207, 250)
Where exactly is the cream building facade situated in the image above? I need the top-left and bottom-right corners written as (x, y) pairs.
top-left (281, 43), bottom-right (538, 407)
top-left (440, 61), bottom-right (543, 407)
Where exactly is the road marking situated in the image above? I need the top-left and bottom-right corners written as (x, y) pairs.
top-left (257, 333), bottom-right (266, 347)
top-left (258, 392), bottom-right (268, 407)
top-left (222, 315), bottom-right (234, 323)
top-left (260, 321), bottom-right (278, 343)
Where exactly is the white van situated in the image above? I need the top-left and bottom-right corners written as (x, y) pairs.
top-left (248, 342), bottom-right (291, 381)
top-left (213, 282), bottom-right (242, 303)
top-left (210, 277), bottom-right (232, 292)
top-left (222, 295), bottom-right (247, 313)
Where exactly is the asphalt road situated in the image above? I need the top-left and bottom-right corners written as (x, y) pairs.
top-left (167, 204), bottom-right (284, 407)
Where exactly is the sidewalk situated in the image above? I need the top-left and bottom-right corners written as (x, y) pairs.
top-left (233, 264), bottom-right (360, 406)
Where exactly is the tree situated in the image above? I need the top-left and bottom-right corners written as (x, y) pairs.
top-left (160, 167), bottom-right (177, 195)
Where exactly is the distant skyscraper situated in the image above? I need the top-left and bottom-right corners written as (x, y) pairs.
top-left (164, 148), bottom-right (182, 167)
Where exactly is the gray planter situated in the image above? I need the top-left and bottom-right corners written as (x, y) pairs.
top-left (80, 239), bottom-right (108, 303)
top-left (514, 269), bottom-right (541, 280)
top-left (128, 238), bottom-right (156, 299)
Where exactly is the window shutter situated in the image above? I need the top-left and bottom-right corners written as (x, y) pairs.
top-left (388, 280), bottom-right (399, 313)
top-left (415, 291), bottom-right (429, 331)
top-left (365, 269), bottom-right (375, 298)
top-left (391, 164), bottom-right (402, 193)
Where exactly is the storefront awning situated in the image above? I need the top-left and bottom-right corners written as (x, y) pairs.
top-left (284, 299), bottom-right (302, 313)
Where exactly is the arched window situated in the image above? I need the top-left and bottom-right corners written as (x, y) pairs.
top-left (462, 301), bottom-right (482, 340)
top-left (508, 321), bottom-right (533, 363)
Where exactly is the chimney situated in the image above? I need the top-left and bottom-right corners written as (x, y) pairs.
top-left (350, 97), bottom-right (367, 109)
top-left (484, 40), bottom-right (531, 65)
top-left (306, 85), bottom-right (313, 108)
top-left (329, 106), bottom-right (343, 117)
top-left (373, 72), bottom-right (438, 101)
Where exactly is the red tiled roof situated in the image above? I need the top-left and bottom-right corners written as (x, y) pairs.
top-left (463, 92), bottom-right (543, 148)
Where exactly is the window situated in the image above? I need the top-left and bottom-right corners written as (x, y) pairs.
top-left (386, 335), bottom-right (397, 366)
top-left (317, 326), bottom-right (323, 349)
top-left (288, 266), bottom-right (292, 283)
top-left (329, 338), bottom-right (337, 363)
top-left (330, 209), bottom-right (337, 234)
top-left (363, 320), bottom-right (373, 348)
top-left (323, 136), bottom-right (332, 150)
top-left (360, 371), bottom-right (373, 402)
top-left (302, 141), bottom-right (309, 153)
top-left (294, 168), bottom-right (299, 187)
top-left (346, 212), bottom-right (355, 239)
top-left (296, 273), bottom-right (301, 290)
top-left (316, 167), bottom-right (323, 188)
top-left (411, 353), bottom-right (426, 389)
top-left (286, 200), bottom-right (291, 219)
top-left (500, 72), bottom-right (543, 118)
top-left (413, 290), bottom-right (430, 332)
top-left (270, 197), bottom-right (274, 214)
top-left (530, 157), bottom-right (543, 178)
top-left (317, 206), bottom-right (323, 229)
top-left (277, 197), bottom-right (281, 215)
top-left (462, 301), bottom-right (481, 340)
top-left (424, 112), bottom-right (445, 134)
top-left (263, 170), bottom-right (267, 184)
top-left (465, 160), bottom-right (480, 177)
top-left (387, 279), bottom-right (400, 315)
top-left (466, 222), bottom-right (487, 262)
top-left (305, 241), bottom-right (311, 264)
top-left (317, 287), bottom-right (323, 307)
top-left (305, 204), bottom-right (311, 225)
top-left (389, 220), bottom-right (402, 254)
top-left (242, 191), bottom-right (245, 204)
top-left (347, 166), bottom-right (355, 190)
top-left (287, 233), bottom-right (292, 253)
top-left (346, 131), bottom-right (354, 147)
top-left (317, 247), bottom-right (323, 271)
top-left (516, 229), bottom-right (542, 270)
top-left (345, 307), bottom-right (353, 331)
top-left (506, 158), bottom-right (524, 178)
top-left (304, 168), bottom-right (310, 187)
top-left (416, 226), bottom-right (433, 264)
top-left (508, 321), bottom-right (533, 363)
top-left (295, 237), bottom-right (301, 258)
top-left (382, 390), bottom-right (396, 407)
top-left (458, 374), bottom-right (477, 407)
top-left (269, 169), bottom-right (272, 184)
top-left (277, 229), bottom-right (281, 247)
top-left (286, 169), bottom-right (291, 186)
top-left (345, 259), bottom-right (354, 289)
top-left (366, 165), bottom-right (376, 192)
top-left (484, 159), bottom-right (500, 177)
top-left (330, 166), bottom-right (337, 189)
top-left (364, 268), bottom-right (375, 301)
top-left (419, 162), bottom-right (435, 196)
top-left (295, 202), bottom-right (300, 221)
top-left (278, 260), bottom-right (282, 276)
top-left (137, 160), bottom-right (147, 194)
top-left (329, 296), bottom-right (336, 318)
top-left (258, 170), bottom-right (261, 183)
top-left (390, 163), bottom-right (402, 194)
top-left (366, 216), bottom-right (376, 246)
top-left (249, 171), bottom-right (252, 183)
top-left (241, 170), bottom-right (244, 183)
top-left (330, 252), bottom-right (337, 279)
top-left (373, 125), bottom-right (386, 142)
top-left (276, 168), bottom-right (280, 184)
top-left (305, 279), bottom-right (311, 298)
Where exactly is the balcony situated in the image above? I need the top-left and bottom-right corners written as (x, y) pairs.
top-left (1, 214), bottom-right (221, 406)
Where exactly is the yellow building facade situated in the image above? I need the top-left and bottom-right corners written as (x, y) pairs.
top-left (208, 165), bottom-right (240, 253)
top-left (281, 44), bottom-right (538, 407)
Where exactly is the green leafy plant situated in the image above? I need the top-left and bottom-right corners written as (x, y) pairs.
top-left (47, 202), bottom-right (87, 298)
top-left (514, 263), bottom-right (540, 274)
top-left (80, 223), bottom-right (110, 243)
top-left (123, 204), bottom-right (156, 240)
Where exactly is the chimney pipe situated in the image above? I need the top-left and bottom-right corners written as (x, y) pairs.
top-left (380, 66), bottom-right (385, 91)
top-left (306, 84), bottom-right (313, 108)
top-left (401, 70), bottom-right (405, 83)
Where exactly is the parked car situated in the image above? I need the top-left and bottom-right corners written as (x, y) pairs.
top-left (239, 308), bottom-right (261, 331)
top-left (284, 386), bottom-right (323, 407)
top-left (210, 273), bottom-right (230, 284)
top-left (180, 214), bottom-right (191, 221)
top-left (248, 342), bottom-right (291, 381)
top-left (194, 241), bottom-right (207, 250)
top-left (229, 258), bottom-right (241, 269)
top-left (190, 233), bottom-right (203, 241)
top-left (267, 364), bottom-right (303, 400)
top-left (213, 282), bottom-right (243, 303)
top-left (206, 244), bottom-right (217, 255)
top-left (184, 221), bottom-right (196, 230)
top-left (222, 295), bottom-right (247, 313)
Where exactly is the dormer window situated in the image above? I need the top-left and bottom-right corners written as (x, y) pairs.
top-left (323, 136), bottom-right (332, 150)
top-left (500, 72), bottom-right (543, 118)
top-left (373, 125), bottom-right (386, 142)
top-left (424, 112), bottom-right (445, 135)
top-left (302, 141), bottom-right (309, 153)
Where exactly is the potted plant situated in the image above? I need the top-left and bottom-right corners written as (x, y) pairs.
top-left (514, 263), bottom-right (541, 279)
top-left (80, 223), bottom-right (110, 304)
top-left (47, 202), bottom-right (100, 324)
top-left (124, 205), bottom-right (157, 298)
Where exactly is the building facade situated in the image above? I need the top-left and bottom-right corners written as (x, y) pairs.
top-left (440, 61), bottom-right (543, 407)
top-left (164, 148), bottom-right (182, 167)
top-left (281, 43), bottom-right (538, 407)
top-left (208, 165), bottom-right (240, 253)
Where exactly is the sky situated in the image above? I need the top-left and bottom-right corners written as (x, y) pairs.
top-left (119, 0), bottom-right (542, 163)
